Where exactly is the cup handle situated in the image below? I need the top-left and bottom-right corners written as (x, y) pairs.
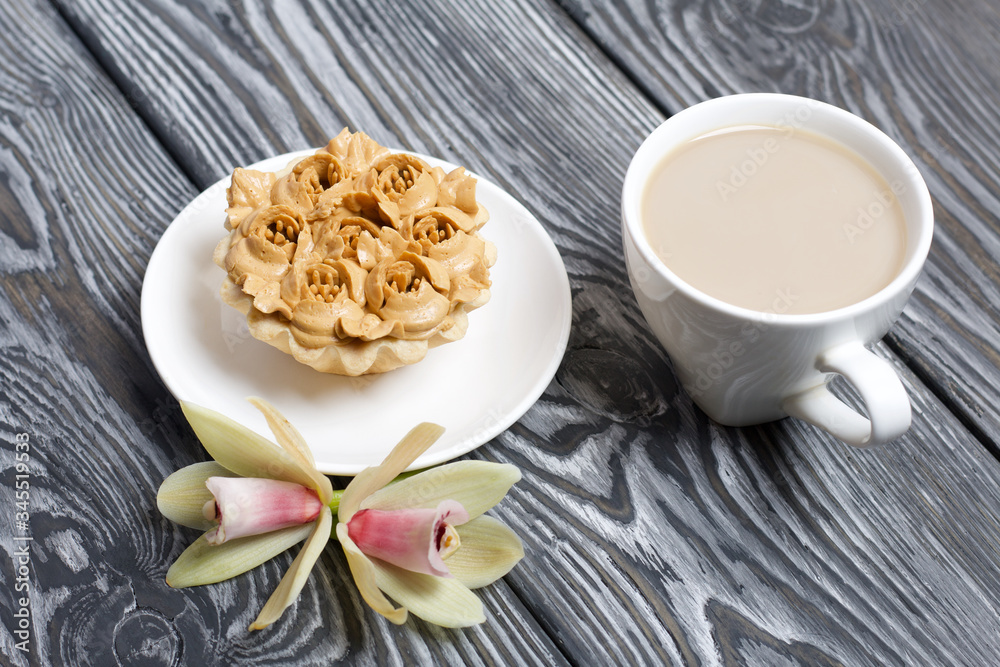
top-left (781, 341), bottom-right (911, 448)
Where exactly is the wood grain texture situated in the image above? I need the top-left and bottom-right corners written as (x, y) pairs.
top-left (556, 0), bottom-right (1000, 451)
top-left (0, 2), bottom-right (565, 665)
top-left (4, 0), bottom-right (1000, 664)
top-left (493, 352), bottom-right (1000, 665)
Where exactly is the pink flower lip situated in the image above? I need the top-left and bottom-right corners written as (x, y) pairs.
top-left (347, 500), bottom-right (470, 577)
top-left (204, 477), bottom-right (322, 545)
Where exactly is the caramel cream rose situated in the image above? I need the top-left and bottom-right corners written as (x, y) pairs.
top-left (280, 258), bottom-right (393, 348)
top-left (362, 153), bottom-right (440, 217)
top-left (413, 209), bottom-right (495, 306)
top-left (365, 252), bottom-right (453, 339)
top-left (214, 129), bottom-right (495, 376)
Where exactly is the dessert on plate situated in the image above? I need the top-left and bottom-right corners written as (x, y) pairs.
top-left (214, 129), bottom-right (495, 375)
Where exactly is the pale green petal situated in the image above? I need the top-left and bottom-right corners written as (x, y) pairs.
top-left (364, 461), bottom-right (521, 520)
top-left (166, 523), bottom-right (312, 588)
top-left (157, 462), bottom-right (237, 530)
top-left (180, 401), bottom-right (320, 491)
top-left (337, 523), bottom-right (408, 624)
top-left (446, 516), bottom-right (524, 589)
top-left (247, 397), bottom-right (334, 504)
top-left (247, 396), bottom-right (315, 467)
top-left (372, 560), bottom-right (485, 628)
top-left (250, 506), bottom-right (332, 630)
top-left (339, 423), bottom-right (445, 522)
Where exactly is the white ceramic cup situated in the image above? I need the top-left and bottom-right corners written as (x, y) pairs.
top-left (622, 93), bottom-right (934, 447)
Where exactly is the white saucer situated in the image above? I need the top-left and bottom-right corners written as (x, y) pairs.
top-left (141, 149), bottom-right (572, 475)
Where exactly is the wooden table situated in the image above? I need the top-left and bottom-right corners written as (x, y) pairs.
top-left (3, 0), bottom-right (999, 664)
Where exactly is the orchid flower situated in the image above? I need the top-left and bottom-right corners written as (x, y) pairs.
top-left (157, 398), bottom-right (524, 631)
top-left (156, 398), bottom-right (336, 631)
top-left (337, 425), bottom-right (524, 627)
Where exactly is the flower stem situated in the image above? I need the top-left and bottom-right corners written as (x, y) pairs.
top-left (327, 489), bottom-right (343, 515)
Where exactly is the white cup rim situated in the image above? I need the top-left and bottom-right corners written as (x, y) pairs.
top-left (622, 93), bottom-right (934, 326)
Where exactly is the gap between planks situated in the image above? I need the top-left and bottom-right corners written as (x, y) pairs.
top-left (46, 0), bottom-right (202, 190)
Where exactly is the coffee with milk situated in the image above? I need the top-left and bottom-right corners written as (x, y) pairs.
top-left (641, 125), bottom-right (907, 314)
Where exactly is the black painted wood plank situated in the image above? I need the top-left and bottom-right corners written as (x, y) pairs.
top-left (0, 1), bottom-right (564, 665)
top-left (41, 0), bottom-right (1000, 664)
top-left (556, 0), bottom-right (1000, 452)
